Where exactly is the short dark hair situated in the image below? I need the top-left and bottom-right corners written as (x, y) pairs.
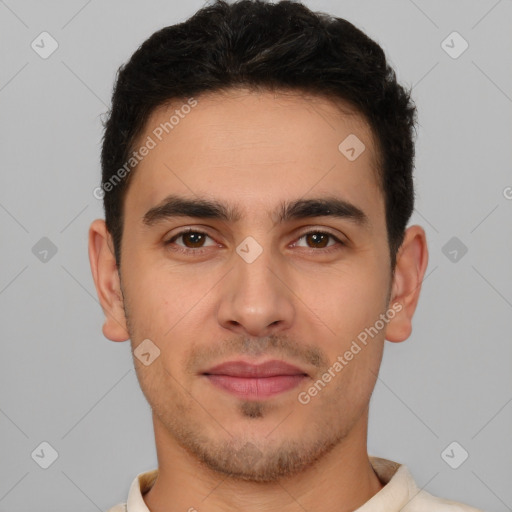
top-left (100, 0), bottom-right (417, 270)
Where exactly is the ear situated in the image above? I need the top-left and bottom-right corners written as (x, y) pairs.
top-left (385, 225), bottom-right (429, 343)
top-left (88, 219), bottom-right (129, 342)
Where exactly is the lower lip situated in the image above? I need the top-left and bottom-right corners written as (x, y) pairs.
top-left (205, 374), bottom-right (307, 399)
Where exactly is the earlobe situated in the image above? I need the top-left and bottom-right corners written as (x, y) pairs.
top-left (88, 219), bottom-right (130, 342)
top-left (385, 225), bottom-right (429, 343)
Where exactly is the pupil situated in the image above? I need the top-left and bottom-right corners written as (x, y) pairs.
top-left (185, 233), bottom-right (204, 247)
top-left (308, 233), bottom-right (328, 248)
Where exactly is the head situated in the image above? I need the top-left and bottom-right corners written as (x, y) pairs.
top-left (89, 0), bottom-right (428, 482)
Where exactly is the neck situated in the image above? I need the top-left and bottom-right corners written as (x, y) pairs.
top-left (143, 412), bottom-right (383, 512)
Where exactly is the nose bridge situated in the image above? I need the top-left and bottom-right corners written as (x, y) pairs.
top-left (216, 235), bottom-right (295, 336)
top-left (235, 238), bottom-right (277, 301)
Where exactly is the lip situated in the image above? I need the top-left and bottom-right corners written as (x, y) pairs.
top-left (204, 360), bottom-right (308, 378)
top-left (202, 360), bottom-right (308, 400)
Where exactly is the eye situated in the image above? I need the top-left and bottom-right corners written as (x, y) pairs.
top-left (292, 230), bottom-right (344, 251)
top-left (164, 228), bottom-right (345, 256)
top-left (164, 228), bottom-right (217, 254)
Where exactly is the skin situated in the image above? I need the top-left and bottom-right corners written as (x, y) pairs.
top-left (89, 88), bottom-right (428, 512)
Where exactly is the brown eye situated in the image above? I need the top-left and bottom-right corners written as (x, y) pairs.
top-left (294, 230), bottom-right (342, 250)
top-left (165, 229), bottom-right (216, 251)
top-left (180, 231), bottom-right (207, 248)
top-left (305, 232), bottom-right (330, 248)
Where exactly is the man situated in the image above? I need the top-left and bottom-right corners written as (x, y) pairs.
top-left (89, 1), bottom-right (482, 510)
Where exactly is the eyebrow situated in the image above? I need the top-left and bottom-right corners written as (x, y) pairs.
top-left (142, 194), bottom-right (369, 228)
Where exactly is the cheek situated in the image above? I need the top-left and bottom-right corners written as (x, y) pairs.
top-left (120, 264), bottom-right (172, 345)
top-left (122, 245), bottom-right (175, 305)
top-left (309, 266), bottom-right (389, 340)
top-left (122, 258), bottom-right (213, 360)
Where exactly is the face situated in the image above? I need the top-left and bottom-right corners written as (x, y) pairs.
top-left (91, 88), bottom-right (424, 482)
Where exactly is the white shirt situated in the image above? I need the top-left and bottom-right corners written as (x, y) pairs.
top-left (106, 456), bottom-right (483, 511)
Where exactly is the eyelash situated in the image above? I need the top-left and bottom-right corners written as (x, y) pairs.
top-left (164, 228), bottom-right (345, 256)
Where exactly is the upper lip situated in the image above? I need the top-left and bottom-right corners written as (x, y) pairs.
top-left (203, 360), bottom-right (308, 378)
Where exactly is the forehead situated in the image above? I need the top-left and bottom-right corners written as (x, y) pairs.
top-left (124, 88), bottom-right (384, 224)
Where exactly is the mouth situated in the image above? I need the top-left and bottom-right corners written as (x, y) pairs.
top-left (202, 360), bottom-right (309, 400)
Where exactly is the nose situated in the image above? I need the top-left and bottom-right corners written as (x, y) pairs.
top-left (216, 244), bottom-right (295, 338)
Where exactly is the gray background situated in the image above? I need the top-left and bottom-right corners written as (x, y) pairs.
top-left (1, 0), bottom-right (511, 511)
